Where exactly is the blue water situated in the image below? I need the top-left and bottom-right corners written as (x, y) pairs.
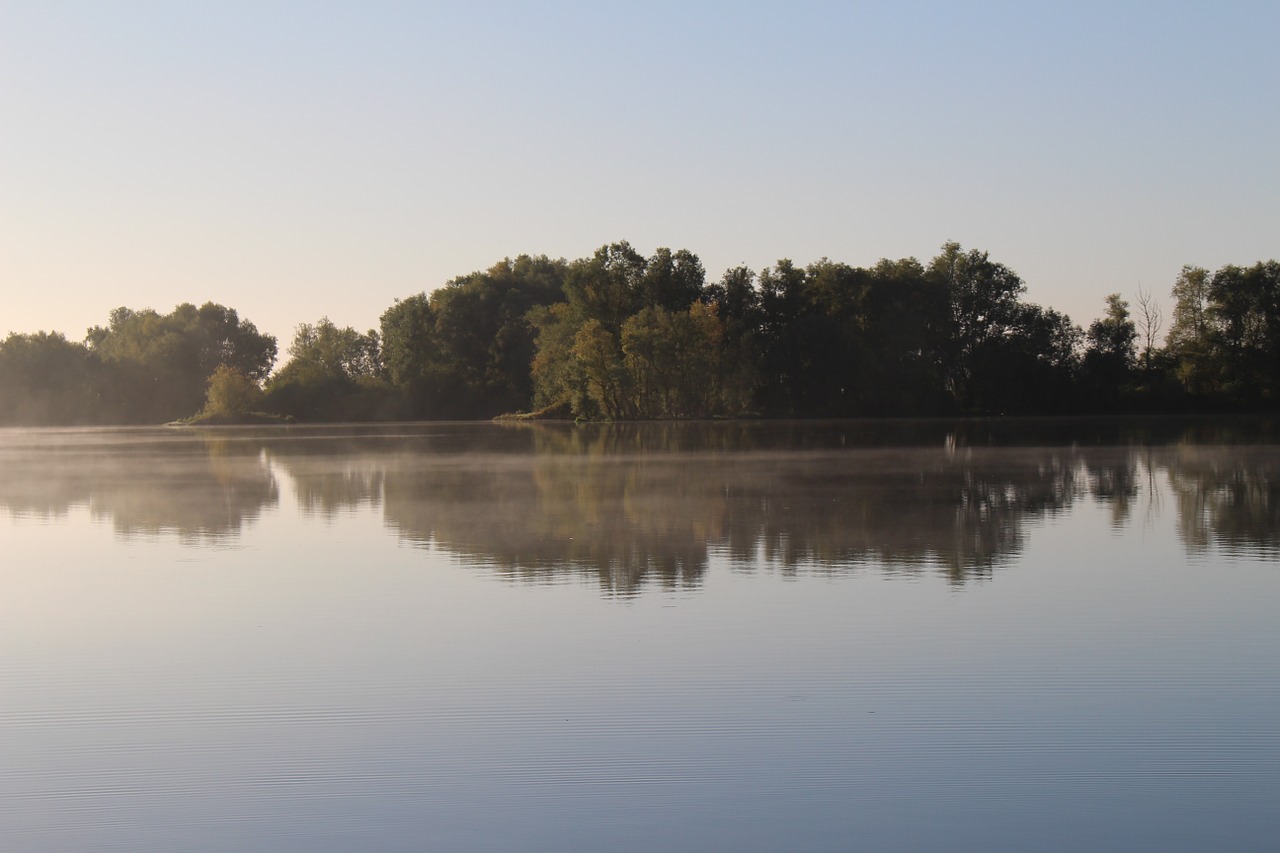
top-left (2, 422), bottom-right (1278, 852)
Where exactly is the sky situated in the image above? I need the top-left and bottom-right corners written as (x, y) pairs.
top-left (2, 1), bottom-right (1277, 353)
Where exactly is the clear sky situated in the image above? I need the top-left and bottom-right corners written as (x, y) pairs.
top-left (2, 1), bottom-right (1276, 352)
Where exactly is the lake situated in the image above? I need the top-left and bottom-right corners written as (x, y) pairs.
top-left (2, 419), bottom-right (1278, 852)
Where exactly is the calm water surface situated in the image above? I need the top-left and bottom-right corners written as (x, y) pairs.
top-left (2, 420), bottom-right (1278, 852)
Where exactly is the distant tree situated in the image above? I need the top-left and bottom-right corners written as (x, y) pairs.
top-left (202, 364), bottom-right (264, 420)
top-left (527, 244), bottom-right (712, 419)
top-left (1134, 286), bottom-right (1163, 374)
top-left (637, 247), bottom-right (705, 313)
top-left (0, 331), bottom-right (105, 424)
top-left (265, 318), bottom-right (390, 421)
top-left (621, 303), bottom-right (725, 418)
top-left (380, 254), bottom-right (567, 418)
top-left (703, 265), bottom-right (763, 413)
top-left (1206, 261), bottom-right (1280, 403)
top-left (271, 318), bottom-right (380, 385)
top-left (529, 302), bottom-right (592, 416)
top-left (1080, 294), bottom-right (1137, 410)
top-left (1166, 260), bottom-right (1280, 404)
top-left (86, 302), bottom-right (276, 422)
top-left (379, 293), bottom-right (437, 389)
top-left (928, 242), bottom-right (1027, 410)
top-left (1167, 265), bottom-right (1216, 394)
top-left (965, 303), bottom-right (1082, 414)
top-left (1088, 294), bottom-right (1138, 364)
top-left (857, 257), bottom-right (950, 415)
top-left (705, 264), bottom-right (761, 335)
top-left (561, 242), bottom-right (650, 333)
top-left (755, 259), bottom-right (813, 415)
top-left (572, 318), bottom-right (632, 419)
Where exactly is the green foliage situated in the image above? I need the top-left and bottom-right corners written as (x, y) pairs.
top-left (1206, 261), bottom-right (1280, 402)
top-left (529, 302), bottom-right (591, 415)
top-left (929, 241), bottom-right (1029, 410)
top-left (263, 318), bottom-right (391, 422)
top-left (6, 243), bottom-right (1279, 425)
top-left (529, 243), bottom-right (755, 420)
top-left (87, 302), bottom-right (277, 422)
top-left (380, 255), bottom-right (567, 418)
top-left (622, 303), bottom-right (724, 418)
top-left (1167, 261), bottom-right (1280, 404)
top-left (271, 318), bottom-right (380, 385)
top-left (966, 304), bottom-right (1082, 414)
top-left (201, 365), bottom-right (264, 419)
top-left (0, 332), bottom-right (105, 424)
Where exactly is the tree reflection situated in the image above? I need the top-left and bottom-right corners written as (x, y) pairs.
top-left (1083, 449), bottom-right (1141, 527)
top-left (262, 438), bottom-right (386, 518)
top-left (2, 422), bottom-right (1277, 582)
top-left (1166, 446), bottom-right (1280, 558)
top-left (381, 428), bottom-right (1086, 589)
top-left (0, 430), bottom-right (277, 542)
top-left (382, 453), bottom-right (710, 596)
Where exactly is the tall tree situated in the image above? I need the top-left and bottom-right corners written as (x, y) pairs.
top-left (755, 259), bottom-right (813, 415)
top-left (1081, 293), bottom-right (1137, 410)
top-left (1207, 261), bottom-right (1280, 402)
top-left (1134, 286), bottom-right (1163, 375)
top-left (1167, 265), bottom-right (1215, 394)
top-left (928, 242), bottom-right (1027, 410)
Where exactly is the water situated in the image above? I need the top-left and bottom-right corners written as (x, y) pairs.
top-left (2, 420), bottom-right (1278, 852)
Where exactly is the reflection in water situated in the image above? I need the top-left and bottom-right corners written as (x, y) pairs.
top-left (2, 421), bottom-right (1278, 586)
top-left (1168, 445), bottom-right (1280, 558)
top-left (0, 430), bottom-right (277, 542)
top-left (5, 421), bottom-right (1278, 853)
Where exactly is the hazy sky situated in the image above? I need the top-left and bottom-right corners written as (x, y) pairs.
top-left (3, 1), bottom-right (1276, 352)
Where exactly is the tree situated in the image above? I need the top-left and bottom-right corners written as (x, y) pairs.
top-left (561, 242), bottom-right (649, 333)
top-left (529, 302), bottom-right (591, 416)
top-left (928, 242), bottom-right (1027, 410)
top-left (1206, 261), bottom-right (1280, 402)
top-left (755, 259), bottom-right (813, 415)
top-left (380, 255), bottom-right (568, 418)
top-left (638, 247), bottom-right (705, 313)
top-left (380, 293), bottom-right (437, 388)
top-left (272, 318), bottom-right (380, 385)
top-left (1081, 293), bottom-right (1137, 410)
top-left (1166, 260), bottom-right (1280, 403)
top-left (572, 318), bottom-right (632, 420)
top-left (265, 318), bottom-right (389, 421)
top-left (704, 265), bottom-right (763, 414)
top-left (621, 303), bottom-right (725, 418)
top-left (202, 365), bottom-right (264, 419)
top-left (0, 332), bottom-right (105, 424)
top-left (1134, 286), bottom-right (1163, 374)
top-left (857, 257), bottom-right (949, 415)
top-left (964, 304), bottom-right (1081, 414)
top-left (526, 244), bottom-right (712, 420)
top-left (1167, 265), bottom-right (1216, 394)
top-left (86, 302), bottom-right (276, 422)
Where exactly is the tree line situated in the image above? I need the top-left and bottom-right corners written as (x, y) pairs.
top-left (2, 242), bottom-right (1277, 424)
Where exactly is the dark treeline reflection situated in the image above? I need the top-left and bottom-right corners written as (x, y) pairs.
top-left (1167, 446), bottom-right (1280, 558)
top-left (3, 422), bottom-right (1278, 585)
top-left (374, 427), bottom-right (1084, 590)
top-left (0, 430), bottom-right (277, 542)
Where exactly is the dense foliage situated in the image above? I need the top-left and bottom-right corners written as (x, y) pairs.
top-left (2, 247), bottom-right (1278, 425)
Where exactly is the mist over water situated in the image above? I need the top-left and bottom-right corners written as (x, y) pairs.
top-left (2, 421), bottom-right (1279, 851)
